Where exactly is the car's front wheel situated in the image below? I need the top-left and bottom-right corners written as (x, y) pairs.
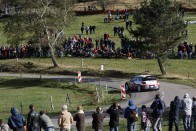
top-left (125, 83), bottom-right (129, 91)
top-left (137, 85), bottom-right (142, 92)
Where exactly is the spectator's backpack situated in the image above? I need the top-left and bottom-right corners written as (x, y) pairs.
top-left (130, 109), bottom-right (138, 122)
top-left (152, 99), bottom-right (165, 117)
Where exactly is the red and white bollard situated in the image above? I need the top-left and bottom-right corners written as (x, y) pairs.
top-left (121, 84), bottom-right (126, 100)
top-left (78, 71), bottom-right (82, 83)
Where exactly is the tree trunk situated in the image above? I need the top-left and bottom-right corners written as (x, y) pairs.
top-left (49, 45), bottom-right (58, 67)
top-left (157, 57), bottom-right (166, 75)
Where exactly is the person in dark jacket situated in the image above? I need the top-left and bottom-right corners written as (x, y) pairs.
top-left (92, 106), bottom-right (105, 131)
top-left (39, 111), bottom-right (54, 131)
top-left (150, 94), bottom-right (166, 131)
top-left (8, 107), bottom-right (26, 131)
top-left (169, 96), bottom-right (182, 131)
top-left (192, 97), bottom-right (196, 131)
top-left (106, 102), bottom-right (122, 131)
top-left (27, 104), bottom-right (40, 131)
top-left (73, 105), bottom-right (85, 131)
top-left (124, 99), bottom-right (138, 131)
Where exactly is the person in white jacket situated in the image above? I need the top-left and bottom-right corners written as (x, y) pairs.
top-left (181, 93), bottom-right (192, 131)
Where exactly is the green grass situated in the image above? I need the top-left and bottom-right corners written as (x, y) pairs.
top-left (0, 77), bottom-right (121, 121)
top-left (3, 57), bottom-right (195, 79)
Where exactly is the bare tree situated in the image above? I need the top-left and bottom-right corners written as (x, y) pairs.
top-left (97, 0), bottom-right (110, 11)
top-left (4, 0), bottom-right (75, 67)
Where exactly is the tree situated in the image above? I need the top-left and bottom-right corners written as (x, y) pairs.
top-left (4, 0), bottom-right (75, 67)
top-left (131, 0), bottom-right (186, 75)
top-left (97, 0), bottom-right (110, 11)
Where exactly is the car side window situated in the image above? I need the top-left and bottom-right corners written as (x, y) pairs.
top-left (138, 77), bottom-right (142, 81)
top-left (131, 77), bottom-right (136, 82)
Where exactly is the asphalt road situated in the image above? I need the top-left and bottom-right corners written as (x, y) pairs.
top-left (1, 72), bottom-right (195, 129)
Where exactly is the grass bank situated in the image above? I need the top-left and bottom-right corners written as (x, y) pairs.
top-left (0, 77), bottom-right (121, 121)
top-left (0, 58), bottom-right (195, 88)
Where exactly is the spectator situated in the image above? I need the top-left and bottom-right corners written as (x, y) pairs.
top-left (85, 26), bottom-right (89, 35)
top-left (89, 25), bottom-right (93, 34)
top-left (126, 20), bottom-right (129, 30)
top-left (81, 25), bottom-right (84, 35)
top-left (92, 106), bottom-right (105, 131)
top-left (39, 111), bottom-right (54, 131)
top-left (0, 119), bottom-right (11, 131)
top-left (73, 105), bottom-right (85, 131)
top-left (27, 104), bottom-right (40, 131)
top-left (150, 94), bottom-right (165, 131)
top-left (106, 102), bottom-right (123, 131)
top-left (124, 99), bottom-right (138, 131)
top-left (8, 107), bottom-right (26, 131)
top-left (192, 97), bottom-right (196, 131)
top-left (58, 105), bottom-right (73, 131)
top-left (169, 96), bottom-right (182, 131)
top-left (141, 105), bottom-right (151, 131)
top-left (92, 25), bottom-right (96, 34)
top-left (113, 26), bottom-right (118, 36)
top-left (181, 93), bottom-right (192, 131)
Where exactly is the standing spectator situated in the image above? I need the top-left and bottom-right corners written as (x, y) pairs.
top-left (8, 107), bottom-right (26, 131)
top-left (181, 93), bottom-right (192, 131)
top-left (27, 104), bottom-right (40, 131)
top-left (169, 96), bottom-right (182, 131)
top-left (106, 102), bottom-right (123, 131)
top-left (92, 107), bottom-right (105, 131)
top-left (150, 94), bottom-right (165, 131)
top-left (85, 26), bottom-right (89, 35)
top-left (81, 25), bottom-right (84, 35)
top-left (126, 20), bottom-right (129, 30)
top-left (89, 25), bottom-right (93, 34)
top-left (92, 25), bottom-right (96, 34)
top-left (39, 111), bottom-right (54, 131)
top-left (0, 119), bottom-right (11, 131)
top-left (121, 26), bottom-right (124, 36)
top-left (141, 105), bottom-right (151, 131)
top-left (129, 20), bottom-right (132, 29)
top-left (192, 97), bottom-right (196, 131)
top-left (73, 105), bottom-right (85, 131)
top-left (124, 99), bottom-right (138, 131)
top-left (58, 105), bottom-right (73, 131)
top-left (95, 39), bottom-right (99, 49)
top-left (113, 26), bottom-right (118, 36)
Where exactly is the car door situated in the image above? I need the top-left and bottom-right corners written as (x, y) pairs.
top-left (131, 77), bottom-right (137, 90)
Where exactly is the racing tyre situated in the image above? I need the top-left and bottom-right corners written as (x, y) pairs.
top-left (125, 83), bottom-right (129, 91)
top-left (137, 85), bottom-right (141, 92)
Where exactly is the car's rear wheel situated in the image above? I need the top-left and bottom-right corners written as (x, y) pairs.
top-left (125, 83), bottom-right (129, 91)
top-left (137, 85), bottom-right (141, 92)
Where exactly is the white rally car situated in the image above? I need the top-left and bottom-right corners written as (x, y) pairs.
top-left (125, 75), bottom-right (160, 92)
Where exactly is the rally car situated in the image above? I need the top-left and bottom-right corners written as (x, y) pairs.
top-left (125, 75), bottom-right (160, 92)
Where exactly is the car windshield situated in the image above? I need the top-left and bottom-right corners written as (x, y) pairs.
top-left (143, 76), bottom-right (156, 81)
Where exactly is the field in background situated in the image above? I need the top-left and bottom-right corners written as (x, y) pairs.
top-left (74, 0), bottom-right (196, 11)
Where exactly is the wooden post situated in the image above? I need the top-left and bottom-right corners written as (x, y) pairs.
top-left (96, 87), bottom-right (100, 103)
top-left (74, 76), bottom-right (76, 84)
top-left (99, 78), bottom-right (101, 87)
top-left (20, 102), bottom-right (23, 114)
top-left (66, 94), bottom-right (71, 105)
top-left (105, 83), bottom-right (108, 94)
top-left (50, 96), bottom-right (54, 111)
